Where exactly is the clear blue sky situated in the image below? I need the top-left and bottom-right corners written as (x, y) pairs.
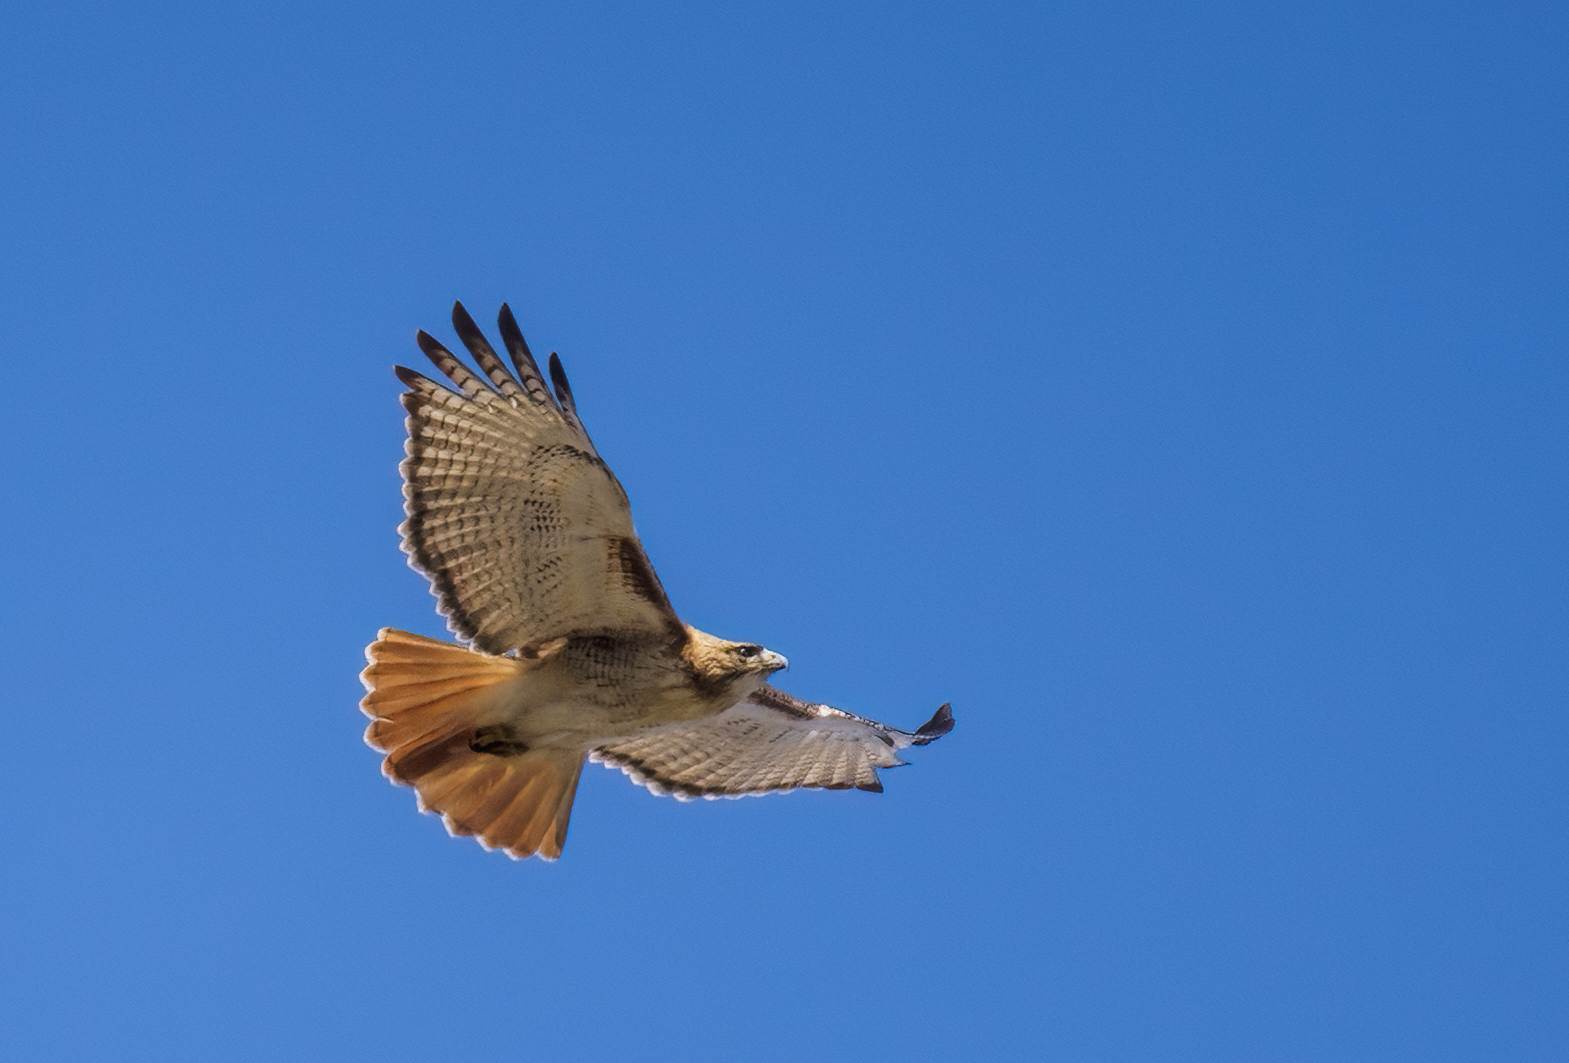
top-left (4, 2), bottom-right (1564, 1060)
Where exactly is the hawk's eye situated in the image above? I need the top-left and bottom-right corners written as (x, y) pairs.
top-left (737, 645), bottom-right (761, 659)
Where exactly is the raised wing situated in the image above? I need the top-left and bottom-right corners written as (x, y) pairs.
top-left (591, 686), bottom-right (954, 798)
top-left (396, 302), bottom-right (685, 655)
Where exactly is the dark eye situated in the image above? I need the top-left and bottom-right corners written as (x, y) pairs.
top-left (737, 645), bottom-right (761, 658)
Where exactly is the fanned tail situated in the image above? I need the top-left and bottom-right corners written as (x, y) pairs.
top-left (359, 628), bottom-right (585, 860)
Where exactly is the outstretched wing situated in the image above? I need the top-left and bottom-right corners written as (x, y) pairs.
top-left (591, 686), bottom-right (954, 798)
top-left (396, 302), bottom-right (685, 655)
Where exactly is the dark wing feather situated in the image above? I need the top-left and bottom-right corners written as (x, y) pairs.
top-left (591, 687), bottom-right (954, 798)
top-left (397, 302), bottom-right (684, 654)
top-left (495, 303), bottom-right (555, 407)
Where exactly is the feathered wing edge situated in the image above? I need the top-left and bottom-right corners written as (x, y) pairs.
top-left (393, 302), bottom-right (594, 655)
top-left (393, 302), bottom-right (686, 654)
top-left (590, 688), bottom-right (954, 801)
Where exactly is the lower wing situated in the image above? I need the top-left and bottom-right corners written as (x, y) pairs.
top-left (590, 686), bottom-right (953, 799)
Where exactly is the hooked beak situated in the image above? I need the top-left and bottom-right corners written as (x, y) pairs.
top-left (759, 649), bottom-right (789, 673)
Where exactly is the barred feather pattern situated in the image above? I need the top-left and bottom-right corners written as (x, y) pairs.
top-left (366, 303), bottom-right (957, 860)
top-left (397, 305), bottom-right (683, 655)
top-left (592, 687), bottom-right (954, 799)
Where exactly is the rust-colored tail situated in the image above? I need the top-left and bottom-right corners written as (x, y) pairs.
top-left (359, 628), bottom-right (584, 860)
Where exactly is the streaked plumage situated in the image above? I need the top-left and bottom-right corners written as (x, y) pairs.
top-left (361, 302), bottom-right (953, 860)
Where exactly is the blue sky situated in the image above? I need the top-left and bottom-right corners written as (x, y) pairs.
top-left (3, 1), bottom-right (1564, 1060)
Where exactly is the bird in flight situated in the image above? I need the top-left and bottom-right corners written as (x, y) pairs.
top-left (361, 302), bottom-right (953, 860)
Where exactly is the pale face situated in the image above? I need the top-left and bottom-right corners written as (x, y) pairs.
top-left (730, 642), bottom-right (789, 676)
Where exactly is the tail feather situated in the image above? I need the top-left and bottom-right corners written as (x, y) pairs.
top-left (364, 677), bottom-right (503, 715)
top-left (448, 761), bottom-right (531, 836)
top-left (491, 761), bottom-right (582, 857)
top-left (360, 628), bottom-right (586, 860)
top-left (412, 754), bottom-right (499, 814)
top-left (385, 725), bottom-right (473, 784)
top-left (435, 757), bottom-right (512, 831)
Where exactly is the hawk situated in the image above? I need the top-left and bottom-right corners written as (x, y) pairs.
top-left (361, 302), bottom-right (954, 860)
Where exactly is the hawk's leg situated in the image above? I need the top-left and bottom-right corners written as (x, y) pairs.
top-left (470, 724), bottom-right (530, 757)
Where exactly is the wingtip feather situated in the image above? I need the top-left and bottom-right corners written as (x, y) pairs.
top-left (394, 364), bottom-right (429, 389)
top-left (413, 329), bottom-right (448, 361)
top-left (449, 301), bottom-right (486, 350)
top-left (547, 352), bottom-right (577, 413)
top-left (495, 303), bottom-right (558, 409)
top-left (911, 703), bottom-right (954, 745)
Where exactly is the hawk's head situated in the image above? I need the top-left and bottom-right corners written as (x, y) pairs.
top-left (683, 628), bottom-right (789, 701)
top-left (727, 640), bottom-right (789, 676)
